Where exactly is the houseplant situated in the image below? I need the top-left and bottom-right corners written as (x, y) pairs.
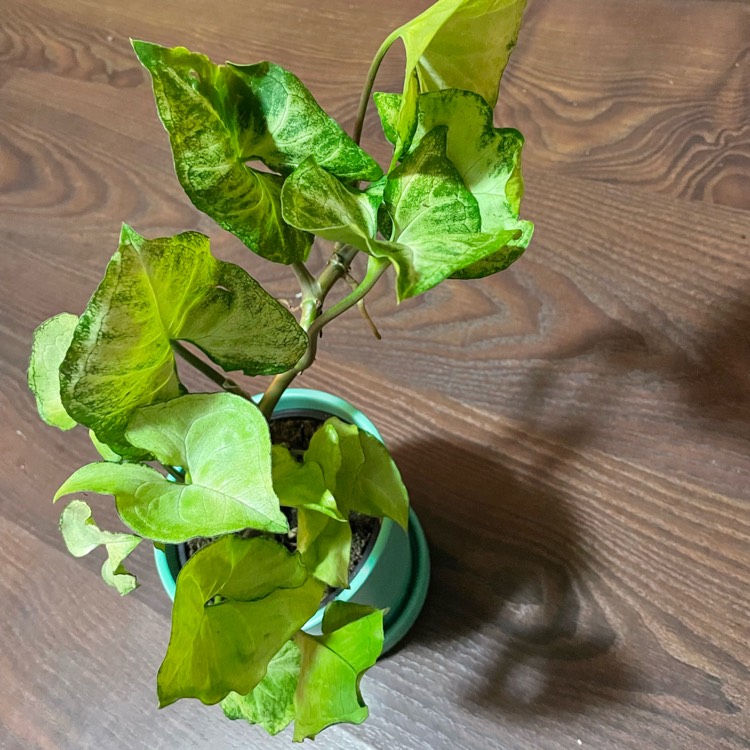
top-left (27, 0), bottom-right (532, 741)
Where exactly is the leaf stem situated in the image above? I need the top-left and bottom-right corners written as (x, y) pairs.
top-left (257, 254), bottom-right (388, 419)
top-left (308, 257), bottom-right (388, 339)
top-left (291, 260), bottom-right (321, 301)
top-left (353, 30), bottom-right (400, 145)
top-left (162, 464), bottom-right (184, 481)
top-left (172, 341), bottom-right (256, 403)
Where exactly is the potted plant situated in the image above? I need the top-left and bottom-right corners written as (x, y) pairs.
top-left (27, 0), bottom-right (532, 741)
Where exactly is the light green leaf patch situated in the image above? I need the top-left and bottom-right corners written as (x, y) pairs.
top-left (271, 417), bottom-right (408, 589)
top-left (55, 393), bottom-right (288, 543)
top-left (375, 89), bottom-right (532, 278)
top-left (221, 640), bottom-right (301, 736)
top-left (293, 602), bottom-right (384, 741)
top-left (60, 225), bottom-right (306, 457)
top-left (158, 535), bottom-right (324, 707)
top-left (306, 418), bottom-right (409, 529)
top-left (272, 445), bottom-right (350, 589)
top-left (382, 0), bottom-right (527, 158)
top-left (221, 603), bottom-right (384, 742)
top-left (284, 129), bottom-right (522, 299)
top-left (133, 41), bottom-right (381, 263)
top-left (59, 499), bottom-right (141, 595)
top-left (281, 158), bottom-right (384, 253)
top-left (226, 61), bottom-right (382, 182)
top-left (28, 313), bottom-right (78, 430)
top-left (89, 430), bottom-right (122, 462)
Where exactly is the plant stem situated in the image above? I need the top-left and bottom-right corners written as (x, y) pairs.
top-left (162, 464), bottom-right (184, 481)
top-left (291, 260), bottom-right (320, 301)
top-left (257, 254), bottom-right (388, 419)
top-left (308, 257), bottom-right (388, 338)
top-left (172, 341), bottom-right (256, 403)
top-left (259, 28), bottom-right (399, 416)
top-left (353, 30), bottom-right (400, 145)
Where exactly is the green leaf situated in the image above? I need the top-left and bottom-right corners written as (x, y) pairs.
top-left (271, 417), bottom-right (409, 588)
top-left (297, 505), bottom-right (351, 589)
top-left (221, 640), bottom-right (301, 736)
top-left (284, 130), bottom-right (522, 299)
top-left (375, 89), bottom-right (533, 278)
top-left (384, 0), bottom-right (527, 157)
top-left (158, 535), bottom-right (324, 707)
top-left (281, 157), bottom-right (383, 252)
top-left (89, 430), bottom-right (122, 462)
top-left (28, 313), bottom-right (78, 430)
top-left (293, 602), bottom-right (384, 741)
top-left (271, 445), bottom-right (339, 516)
top-left (226, 62), bottom-right (382, 181)
top-left (60, 225), bottom-right (306, 456)
top-left (59, 499), bottom-right (141, 595)
top-left (55, 393), bottom-right (288, 543)
top-left (272, 445), bottom-right (349, 588)
top-left (133, 41), bottom-right (381, 263)
top-left (307, 419), bottom-right (409, 529)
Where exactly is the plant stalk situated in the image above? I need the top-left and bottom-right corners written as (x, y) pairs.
top-left (257, 253), bottom-right (388, 418)
top-left (352, 30), bottom-right (400, 145)
top-left (172, 341), bottom-right (256, 403)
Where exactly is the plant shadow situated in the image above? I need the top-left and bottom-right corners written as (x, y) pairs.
top-left (390, 417), bottom-right (638, 720)
top-left (380, 275), bottom-right (750, 721)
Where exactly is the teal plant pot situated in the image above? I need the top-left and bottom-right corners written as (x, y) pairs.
top-left (154, 388), bottom-right (430, 654)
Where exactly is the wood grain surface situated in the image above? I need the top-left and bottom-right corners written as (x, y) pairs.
top-left (1, 0), bottom-right (749, 748)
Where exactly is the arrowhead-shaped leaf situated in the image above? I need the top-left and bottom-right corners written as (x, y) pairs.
top-left (226, 61), bottom-right (382, 182)
top-left (384, 0), bottom-right (527, 158)
top-left (306, 419), bottom-right (409, 529)
top-left (59, 499), bottom-right (141, 595)
top-left (281, 158), bottom-right (384, 252)
top-left (375, 89), bottom-right (532, 278)
top-left (55, 393), bottom-right (288, 542)
top-left (28, 313), bottom-right (78, 430)
top-left (221, 640), bottom-right (301, 736)
top-left (158, 535), bottom-right (324, 707)
top-left (293, 602), bottom-right (384, 741)
top-left (283, 129), bottom-right (522, 299)
top-left (221, 603), bottom-right (384, 740)
top-left (60, 226), bottom-right (306, 457)
top-left (133, 41), bottom-right (381, 263)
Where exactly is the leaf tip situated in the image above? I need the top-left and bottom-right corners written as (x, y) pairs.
top-left (118, 223), bottom-right (142, 248)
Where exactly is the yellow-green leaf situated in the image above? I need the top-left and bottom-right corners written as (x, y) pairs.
top-left (60, 226), bottom-right (306, 457)
top-left (382, 0), bottom-right (527, 158)
top-left (59, 499), bottom-right (141, 595)
top-left (375, 89), bottom-right (533, 278)
top-left (283, 130), bottom-right (522, 299)
top-left (133, 41), bottom-right (381, 263)
top-left (28, 313), bottom-right (78, 430)
top-left (293, 603), bottom-right (384, 741)
top-left (55, 393), bottom-right (288, 543)
top-left (221, 640), bottom-right (301, 736)
top-left (158, 535), bottom-right (324, 707)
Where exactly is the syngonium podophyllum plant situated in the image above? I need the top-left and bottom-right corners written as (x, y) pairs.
top-left (28, 0), bottom-right (532, 741)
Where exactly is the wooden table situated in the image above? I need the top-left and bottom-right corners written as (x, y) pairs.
top-left (2, 0), bottom-right (748, 747)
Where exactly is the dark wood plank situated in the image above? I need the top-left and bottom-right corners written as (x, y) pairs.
top-left (1, 0), bottom-right (748, 747)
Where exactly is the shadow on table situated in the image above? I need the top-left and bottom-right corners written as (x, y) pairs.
top-left (676, 287), bottom-right (750, 436)
top-left (384, 275), bottom-right (750, 720)
top-left (390, 415), bottom-right (639, 720)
